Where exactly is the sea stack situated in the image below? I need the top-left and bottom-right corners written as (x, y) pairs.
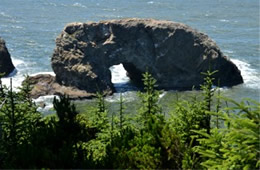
top-left (52, 18), bottom-right (243, 93)
top-left (0, 37), bottom-right (15, 77)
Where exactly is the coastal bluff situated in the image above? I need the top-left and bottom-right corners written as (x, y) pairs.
top-left (31, 18), bottom-right (243, 98)
top-left (0, 37), bottom-right (15, 77)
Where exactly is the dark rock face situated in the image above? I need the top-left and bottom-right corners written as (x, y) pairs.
top-left (0, 37), bottom-right (15, 77)
top-left (52, 18), bottom-right (243, 92)
top-left (26, 74), bottom-right (105, 99)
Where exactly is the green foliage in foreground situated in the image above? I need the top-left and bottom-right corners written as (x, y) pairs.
top-left (0, 72), bottom-right (259, 169)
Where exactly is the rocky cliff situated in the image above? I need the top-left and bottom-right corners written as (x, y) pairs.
top-left (51, 18), bottom-right (243, 93)
top-left (0, 37), bottom-right (15, 77)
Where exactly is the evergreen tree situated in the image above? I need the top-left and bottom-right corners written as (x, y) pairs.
top-left (0, 70), bottom-right (258, 169)
top-left (200, 70), bottom-right (218, 134)
top-left (138, 72), bottom-right (161, 119)
top-left (194, 98), bottom-right (260, 169)
top-left (0, 78), bottom-right (42, 168)
top-left (52, 95), bottom-right (83, 168)
top-left (83, 92), bottom-right (111, 168)
top-left (119, 93), bottom-right (125, 132)
top-left (18, 75), bottom-right (32, 102)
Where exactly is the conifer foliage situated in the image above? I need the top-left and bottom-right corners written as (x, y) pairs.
top-left (0, 77), bottom-right (42, 168)
top-left (0, 71), bottom-right (259, 169)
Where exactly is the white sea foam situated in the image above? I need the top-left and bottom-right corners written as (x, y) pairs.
top-left (109, 64), bottom-right (129, 84)
top-left (30, 72), bottom-right (55, 76)
top-left (33, 95), bottom-right (57, 115)
top-left (1, 74), bottom-right (23, 91)
top-left (11, 25), bottom-right (24, 29)
top-left (231, 59), bottom-right (260, 89)
top-left (222, 49), bottom-right (234, 54)
top-left (12, 58), bottom-right (24, 67)
top-left (210, 25), bottom-right (217, 29)
top-left (105, 91), bottom-right (137, 102)
top-left (1, 70), bottom-right (55, 92)
top-left (102, 8), bottom-right (116, 12)
top-left (159, 91), bottom-right (167, 99)
top-left (220, 19), bottom-right (229, 22)
top-left (0, 12), bottom-right (12, 18)
top-left (25, 40), bottom-right (38, 47)
top-left (72, 2), bottom-right (87, 8)
top-left (0, 12), bottom-right (19, 23)
top-left (49, 2), bottom-right (57, 7)
top-left (2, 73), bottom-right (56, 115)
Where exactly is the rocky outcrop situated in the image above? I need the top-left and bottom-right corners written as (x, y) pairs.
top-left (26, 74), bottom-right (111, 99)
top-left (52, 18), bottom-right (243, 93)
top-left (0, 37), bottom-right (15, 77)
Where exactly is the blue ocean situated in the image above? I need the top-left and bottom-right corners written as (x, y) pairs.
top-left (0, 0), bottom-right (259, 109)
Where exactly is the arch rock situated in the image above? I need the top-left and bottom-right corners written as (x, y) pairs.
top-left (51, 18), bottom-right (243, 94)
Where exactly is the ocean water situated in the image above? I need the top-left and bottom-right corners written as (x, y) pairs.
top-left (0, 0), bottom-right (259, 110)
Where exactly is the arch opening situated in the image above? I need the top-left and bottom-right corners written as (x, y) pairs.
top-left (109, 63), bottom-right (139, 92)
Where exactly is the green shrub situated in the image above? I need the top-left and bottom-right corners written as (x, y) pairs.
top-left (195, 98), bottom-right (260, 169)
top-left (0, 71), bottom-right (258, 169)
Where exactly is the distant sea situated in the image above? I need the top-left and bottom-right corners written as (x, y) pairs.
top-left (0, 0), bottom-right (259, 111)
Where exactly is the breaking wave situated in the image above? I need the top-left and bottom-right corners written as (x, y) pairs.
top-left (231, 59), bottom-right (260, 89)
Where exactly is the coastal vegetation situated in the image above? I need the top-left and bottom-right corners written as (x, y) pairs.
top-left (0, 72), bottom-right (259, 169)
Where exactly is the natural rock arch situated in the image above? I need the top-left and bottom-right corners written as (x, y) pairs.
top-left (52, 18), bottom-right (243, 93)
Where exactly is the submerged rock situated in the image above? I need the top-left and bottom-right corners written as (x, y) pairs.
top-left (0, 37), bottom-right (15, 77)
top-left (51, 18), bottom-right (243, 93)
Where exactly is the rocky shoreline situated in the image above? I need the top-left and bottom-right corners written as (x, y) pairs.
top-left (26, 74), bottom-right (112, 99)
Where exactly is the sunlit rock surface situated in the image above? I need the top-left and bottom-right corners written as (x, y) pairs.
top-left (51, 18), bottom-right (243, 93)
